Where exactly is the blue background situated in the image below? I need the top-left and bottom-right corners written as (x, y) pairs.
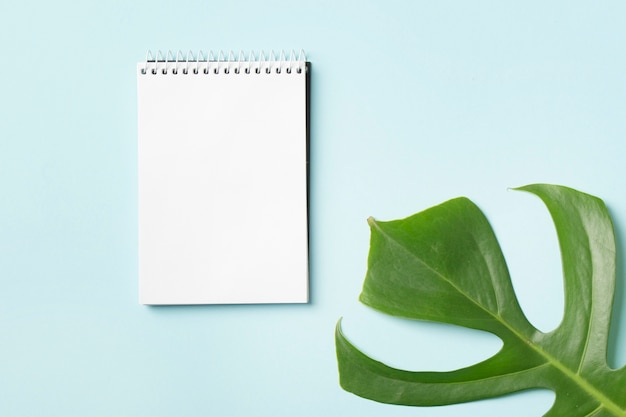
top-left (1, 1), bottom-right (626, 416)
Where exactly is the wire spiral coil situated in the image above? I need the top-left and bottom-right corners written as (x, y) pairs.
top-left (140, 50), bottom-right (307, 75)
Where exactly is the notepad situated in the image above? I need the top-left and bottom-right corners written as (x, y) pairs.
top-left (137, 50), bottom-right (309, 305)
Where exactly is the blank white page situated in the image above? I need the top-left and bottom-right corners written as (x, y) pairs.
top-left (137, 57), bottom-right (308, 305)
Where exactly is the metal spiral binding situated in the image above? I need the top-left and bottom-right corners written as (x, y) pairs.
top-left (140, 50), bottom-right (307, 75)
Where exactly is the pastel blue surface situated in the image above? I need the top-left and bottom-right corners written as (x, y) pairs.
top-left (1, 1), bottom-right (626, 416)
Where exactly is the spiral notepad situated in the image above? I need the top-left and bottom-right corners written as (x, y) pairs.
top-left (137, 50), bottom-right (310, 305)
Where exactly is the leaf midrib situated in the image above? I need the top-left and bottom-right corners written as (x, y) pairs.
top-left (370, 219), bottom-right (624, 417)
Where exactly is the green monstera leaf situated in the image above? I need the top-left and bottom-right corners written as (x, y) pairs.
top-left (336, 184), bottom-right (626, 416)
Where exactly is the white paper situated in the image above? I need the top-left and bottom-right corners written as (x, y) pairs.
top-left (137, 62), bottom-right (308, 304)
